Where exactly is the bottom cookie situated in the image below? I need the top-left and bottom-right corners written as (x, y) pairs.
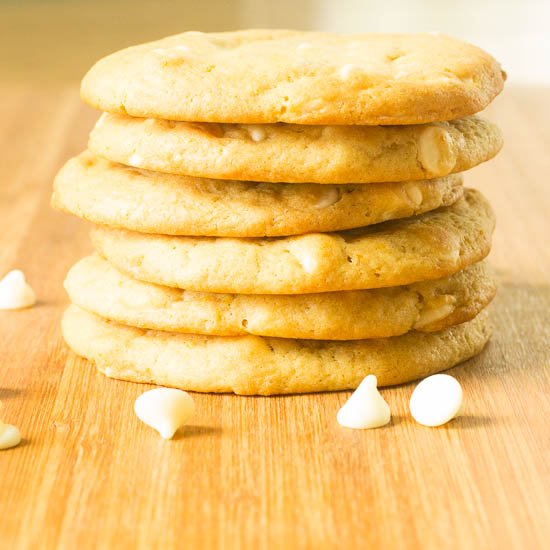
top-left (62, 305), bottom-right (491, 395)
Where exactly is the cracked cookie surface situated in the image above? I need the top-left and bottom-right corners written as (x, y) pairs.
top-left (66, 255), bottom-right (496, 339)
top-left (81, 30), bottom-right (505, 126)
top-left (62, 305), bottom-right (492, 395)
top-left (89, 114), bottom-right (502, 184)
top-left (90, 189), bottom-right (495, 294)
top-left (53, 151), bottom-right (463, 236)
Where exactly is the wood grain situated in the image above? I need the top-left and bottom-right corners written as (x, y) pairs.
top-left (0, 87), bottom-right (549, 550)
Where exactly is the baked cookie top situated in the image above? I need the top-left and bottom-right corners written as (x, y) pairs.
top-left (81, 30), bottom-right (505, 125)
top-left (89, 114), bottom-right (502, 184)
top-left (66, 255), bottom-right (496, 340)
top-left (52, 151), bottom-right (463, 237)
top-left (90, 189), bottom-right (495, 294)
top-left (63, 305), bottom-right (492, 395)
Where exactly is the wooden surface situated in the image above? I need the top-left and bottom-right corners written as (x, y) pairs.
top-left (0, 86), bottom-right (549, 550)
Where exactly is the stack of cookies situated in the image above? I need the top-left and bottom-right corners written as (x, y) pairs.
top-left (52, 30), bottom-right (505, 395)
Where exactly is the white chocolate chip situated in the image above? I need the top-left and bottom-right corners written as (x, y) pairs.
top-left (305, 98), bottom-right (325, 111)
top-left (414, 301), bottom-right (456, 329)
top-left (247, 125), bottom-right (267, 142)
top-left (394, 70), bottom-right (409, 79)
top-left (417, 126), bottom-right (456, 176)
top-left (95, 113), bottom-right (107, 129)
top-left (337, 375), bottom-right (391, 429)
top-left (410, 374), bottom-right (463, 427)
top-left (0, 402), bottom-right (21, 450)
top-left (405, 184), bottom-right (423, 207)
top-left (0, 423), bottom-right (21, 450)
top-left (128, 153), bottom-right (143, 167)
top-left (314, 188), bottom-right (341, 209)
top-left (134, 388), bottom-right (195, 439)
top-left (339, 64), bottom-right (356, 80)
top-left (298, 254), bottom-right (318, 274)
top-left (0, 270), bottom-right (36, 310)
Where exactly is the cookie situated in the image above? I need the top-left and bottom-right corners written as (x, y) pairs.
top-left (62, 305), bottom-right (492, 395)
top-left (52, 151), bottom-right (463, 237)
top-left (90, 189), bottom-right (494, 294)
top-left (66, 255), bottom-right (496, 339)
top-left (81, 30), bottom-right (505, 125)
top-left (89, 114), bottom-right (502, 184)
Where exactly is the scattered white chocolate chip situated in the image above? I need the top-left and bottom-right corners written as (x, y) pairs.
top-left (0, 423), bottom-right (21, 450)
top-left (417, 126), bottom-right (455, 175)
top-left (314, 188), bottom-right (340, 209)
top-left (339, 63), bottom-right (356, 80)
top-left (247, 125), bottom-right (267, 142)
top-left (134, 388), bottom-right (195, 439)
top-left (128, 153), bottom-right (143, 167)
top-left (410, 374), bottom-right (463, 427)
top-left (0, 270), bottom-right (36, 310)
top-left (0, 402), bottom-right (21, 450)
top-left (337, 375), bottom-right (391, 429)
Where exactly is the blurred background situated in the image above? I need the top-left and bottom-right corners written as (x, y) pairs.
top-left (1, 0), bottom-right (549, 84)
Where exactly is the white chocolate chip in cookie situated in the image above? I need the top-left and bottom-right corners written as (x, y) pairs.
top-left (404, 184), bottom-right (424, 207)
top-left (128, 153), bottom-right (143, 167)
top-left (337, 375), bottom-right (391, 429)
top-left (0, 270), bottom-right (36, 310)
top-left (417, 125), bottom-right (456, 176)
top-left (95, 112), bottom-right (107, 129)
top-left (247, 125), bottom-right (267, 142)
top-left (296, 253), bottom-right (318, 274)
top-left (410, 374), bottom-right (463, 427)
top-left (414, 297), bottom-right (456, 329)
top-left (134, 388), bottom-right (195, 439)
top-left (339, 64), bottom-right (356, 80)
top-left (314, 188), bottom-right (341, 209)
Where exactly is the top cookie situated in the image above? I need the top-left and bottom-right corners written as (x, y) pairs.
top-left (81, 30), bottom-right (505, 125)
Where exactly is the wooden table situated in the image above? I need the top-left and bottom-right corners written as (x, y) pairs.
top-left (0, 86), bottom-right (548, 550)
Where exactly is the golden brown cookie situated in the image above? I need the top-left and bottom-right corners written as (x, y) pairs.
top-left (62, 305), bottom-right (492, 395)
top-left (81, 30), bottom-right (505, 125)
top-left (90, 189), bottom-right (495, 294)
top-left (66, 255), bottom-right (496, 339)
top-left (89, 114), bottom-right (502, 184)
top-left (52, 151), bottom-right (463, 237)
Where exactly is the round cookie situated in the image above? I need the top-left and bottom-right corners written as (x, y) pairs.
top-left (62, 305), bottom-right (492, 395)
top-left (52, 151), bottom-right (463, 237)
top-left (81, 30), bottom-right (505, 125)
top-left (66, 255), bottom-right (496, 340)
top-left (89, 114), bottom-right (502, 184)
top-left (91, 189), bottom-right (495, 294)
